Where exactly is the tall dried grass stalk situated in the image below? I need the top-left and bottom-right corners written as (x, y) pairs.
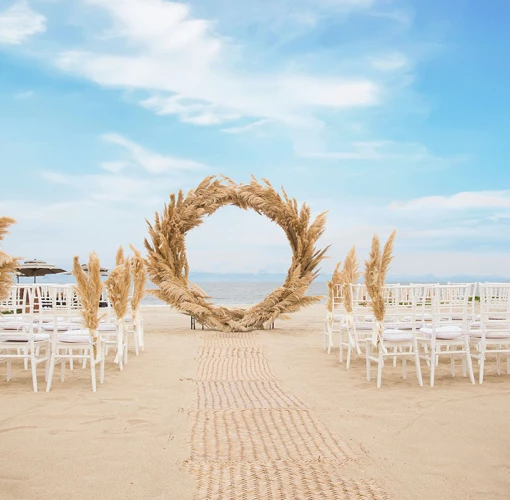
top-left (0, 217), bottom-right (19, 302)
top-left (364, 231), bottom-right (396, 345)
top-left (129, 244), bottom-right (146, 313)
top-left (73, 253), bottom-right (104, 358)
top-left (145, 176), bottom-right (329, 332)
top-left (105, 260), bottom-right (131, 321)
top-left (115, 246), bottom-right (125, 266)
top-left (342, 246), bottom-right (361, 314)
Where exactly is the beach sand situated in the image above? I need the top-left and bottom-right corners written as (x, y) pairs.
top-left (1, 305), bottom-right (509, 499)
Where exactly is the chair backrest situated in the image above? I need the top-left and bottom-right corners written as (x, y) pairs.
top-left (479, 283), bottom-right (510, 321)
top-left (331, 283), bottom-right (345, 316)
top-left (429, 284), bottom-right (471, 327)
top-left (351, 284), bottom-right (372, 322)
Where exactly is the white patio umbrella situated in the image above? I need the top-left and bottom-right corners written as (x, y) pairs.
top-left (64, 264), bottom-right (109, 277)
top-left (17, 259), bottom-right (67, 283)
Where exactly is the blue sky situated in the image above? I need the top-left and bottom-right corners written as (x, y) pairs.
top-left (0, 0), bottom-right (509, 277)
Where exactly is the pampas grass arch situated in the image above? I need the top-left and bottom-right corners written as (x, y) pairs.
top-left (145, 176), bottom-right (329, 332)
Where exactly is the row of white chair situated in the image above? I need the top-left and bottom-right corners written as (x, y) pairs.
top-left (324, 283), bottom-right (510, 387)
top-left (0, 284), bottom-right (144, 392)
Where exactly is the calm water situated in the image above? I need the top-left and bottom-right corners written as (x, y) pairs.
top-left (18, 275), bottom-right (328, 306)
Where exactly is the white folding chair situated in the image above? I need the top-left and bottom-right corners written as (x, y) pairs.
top-left (417, 284), bottom-right (475, 387)
top-left (470, 283), bottom-right (510, 384)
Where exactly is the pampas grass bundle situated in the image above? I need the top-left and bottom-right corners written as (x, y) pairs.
top-left (129, 244), bottom-right (146, 348)
top-left (145, 176), bottom-right (329, 332)
top-left (342, 246), bottom-right (361, 315)
top-left (0, 217), bottom-right (19, 302)
top-left (73, 253), bottom-right (104, 359)
top-left (105, 247), bottom-right (131, 364)
top-left (364, 231), bottom-right (396, 345)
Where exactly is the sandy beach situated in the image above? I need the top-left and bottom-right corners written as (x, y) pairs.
top-left (1, 304), bottom-right (510, 499)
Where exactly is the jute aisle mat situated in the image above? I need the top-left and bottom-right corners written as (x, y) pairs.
top-left (183, 332), bottom-right (386, 499)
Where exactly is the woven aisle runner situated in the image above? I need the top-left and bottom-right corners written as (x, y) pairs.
top-left (184, 332), bottom-right (386, 499)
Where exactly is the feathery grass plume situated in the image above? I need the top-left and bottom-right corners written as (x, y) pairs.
top-left (144, 176), bottom-right (328, 332)
top-left (364, 231), bottom-right (396, 344)
top-left (105, 261), bottom-right (131, 321)
top-left (115, 246), bottom-right (125, 266)
top-left (129, 244), bottom-right (146, 312)
top-left (326, 261), bottom-right (342, 312)
top-left (342, 246), bottom-right (361, 314)
top-left (73, 253), bottom-right (104, 359)
top-left (0, 217), bottom-right (19, 301)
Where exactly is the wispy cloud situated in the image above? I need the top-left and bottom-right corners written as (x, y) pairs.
top-left (54, 0), bottom-right (380, 128)
top-left (101, 133), bottom-right (208, 173)
top-left (221, 119), bottom-right (273, 135)
top-left (0, 0), bottom-right (45, 45)
top-left (370, 52), bottom-right (408, 72)
top-left (390, 190), bottom-right (510, 211)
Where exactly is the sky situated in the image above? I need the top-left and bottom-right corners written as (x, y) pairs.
top-left (0, 0), bottom-right (509, 279)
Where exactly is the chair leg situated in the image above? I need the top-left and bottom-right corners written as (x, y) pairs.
top-left (507, 353), bottom-right (510, 375)
top-left (465, 341), bottom-right (475, 385)
top-left (61, 359), bottom-right (65, 383)
top-left (450, 355), bottom-right (455, 377)
top-left (46, 354), bottom-right (56, 392)
top-left (24, 345), bottom-right (28, 370)
top-left (30, 354), bottom-right (38, 392)
top-left (430, 349), bottom-right (436, 387)
top-left (338, 331), bottom-right (343, 363)
top-left (366, 342), bottom-right (371, 381)
top-left (402, 354), bottom-right (407, 380)
top-left (496, 350), bottom-right (501, 375)
top-left (376, 351), bottom-right (384, 388)
top-left (479, 351), bottom-right (485, 384)
top-left (69, 349), bottom-right (74, 370)
top-left (414, 342), bottom-right (423, 386)
top-left (90, 354), bottom-right (97, 392)
top-left (393, 347), bottom-right (397, 367)
top-left (6, 359), bottom-right (11, 382)
top-left (346, 342), bottom-right (352, 370)
top-left (133, 329), bottom-right (139, 356)
top-left (100, 355), bottom-right (105, 384)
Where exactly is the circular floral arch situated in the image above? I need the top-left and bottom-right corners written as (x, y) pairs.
top-left (145, 176), bottom-right (328, 332)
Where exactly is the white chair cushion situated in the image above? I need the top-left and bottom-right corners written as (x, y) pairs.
top-left (41, 323), bottom-right (81, 331)
top-left (469, 330), bottom-right (510, 340)
top-left (354, 323), bottom-right (374, 331)
top-left (382, 329), bottom-right (413, 342)
top-left (0, 333), bottom-right (50, 342)
top-left (385, 322), bottom-right (415, 330)
top-left (0, 322), bottom-right (27, 331)
top-left (58, 333), bottom-right (90, 344)
top-left (420, 325), bottom-right (463, 340)
top-left (97, 324), bottom-right (116, 331)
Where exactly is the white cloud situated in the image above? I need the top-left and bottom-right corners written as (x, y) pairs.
top-left (53, 0), bottom-right (380, 128)
top-left (302, 140), bottom-right (465, 166)
top-left (390, 191), bottom-right (510, 211)
top-left (100, 161), bottom-right (129, 173)
top-left (222, 119), bottom-right (273, 134)
top-left (0, 0), bottom-right (46, 45)
top-left (102, 133), bottom-right (207, 173)
top-left (370, 52), bottom-right (408, 71)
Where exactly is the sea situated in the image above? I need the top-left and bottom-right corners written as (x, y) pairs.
top-left (18, 275), bottom-right (329, 306)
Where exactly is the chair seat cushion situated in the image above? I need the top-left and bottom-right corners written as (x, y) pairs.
top-left (41, 323), bottom-right (81, 331)
top-left (420, 325), bottom-right (463, 340)
top-left (97, 324), bottom-right (117, 331)
top-left (382, 329), bottom-right (413, 342)
top-left (0, 333), bottom-right (50, 342)
top-left (385, 322), bottom-right (415, 330)
top-left (469, 330), bottom-right (510, 340)
top-left (57, 333), bottom-right (92, 343)
top-left (354, 323), bottom-right (374, 331)
top-left (0, 322), bottom-right (28, 331)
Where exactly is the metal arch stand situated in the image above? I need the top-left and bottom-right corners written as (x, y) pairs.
top-left (190, 316), bottom-right (275, 330)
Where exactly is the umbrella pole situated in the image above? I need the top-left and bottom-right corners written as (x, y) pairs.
top-left (34, 276), bottom-right (36, 284)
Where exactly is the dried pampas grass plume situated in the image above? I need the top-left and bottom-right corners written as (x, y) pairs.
top-left (73, 253), bottom-right (104, 358)
top-left (342, 246), bottom-right (361, 314)
top-left (105, 260), bottom-right (131, 321)
top-left (0, 217), bottom-right (19, 301)
top-left (129, 244), bottom-right (146, 313)
top-left (115, 246), bottom-right (125, 266)
top-left (364, 231), bottom-right (396, 343)
top-left (145, 175), bottom-right (329, 332)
